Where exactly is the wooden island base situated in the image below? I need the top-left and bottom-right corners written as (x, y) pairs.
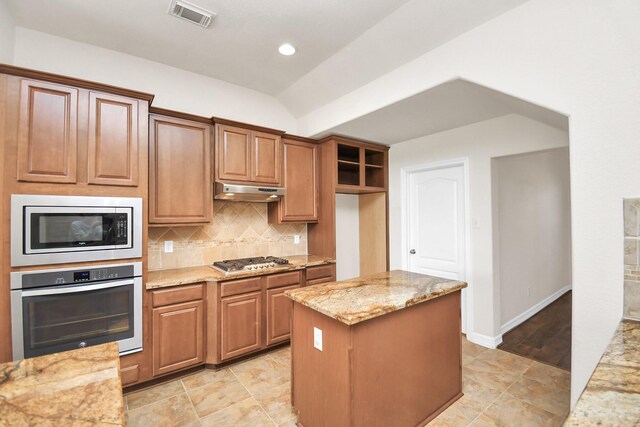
top-left (291, 291), bottom-right (463, 427)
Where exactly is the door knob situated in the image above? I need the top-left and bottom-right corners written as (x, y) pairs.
top-left (410, 249), bottom-right (416, 254)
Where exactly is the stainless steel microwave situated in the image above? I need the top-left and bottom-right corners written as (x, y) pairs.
top-left (11, 195), bottom-right (142, 266)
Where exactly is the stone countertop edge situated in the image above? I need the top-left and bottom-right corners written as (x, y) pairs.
top-left (284, 270), bottom-right (467, 326)
top-left (563, 320), bottom-right (640, 426)
top-left (0, 342), bottom-right (125, 426)
top-left (146, 255), bottom-right (336, 290)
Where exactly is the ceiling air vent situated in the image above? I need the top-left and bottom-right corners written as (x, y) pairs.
top-left (168, 0), bottom-right (216, 28)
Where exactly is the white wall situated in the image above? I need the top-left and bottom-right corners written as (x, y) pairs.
top-left (11, 28), bottom-right (297, 132)
top-left (335, 194), bottom-right (360, 280)
top-left (389, 114), bottom-right (569, 345)
top-left (295, 0), bottom-right (640, 406)
top-left (0, 2), bottom-right (15, 63)
top-left (494, 147), bottom-right (572, 331)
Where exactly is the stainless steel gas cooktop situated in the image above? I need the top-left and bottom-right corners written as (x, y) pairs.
top-left (211, 256), bottom-right (290, 274)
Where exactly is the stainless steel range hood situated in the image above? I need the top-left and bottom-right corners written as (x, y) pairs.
top-left (214, 182), bottom-right (285, 202)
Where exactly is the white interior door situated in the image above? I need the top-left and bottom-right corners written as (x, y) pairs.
top-left (407, 164), bottom-right (467, 331)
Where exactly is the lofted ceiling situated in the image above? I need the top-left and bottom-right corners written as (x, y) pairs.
top-left (7, 0), bottom-right (529, 98)
top-left (6, 0), bottom-right (410, 95)
top-left (315, 79), bottom-right (569, 145)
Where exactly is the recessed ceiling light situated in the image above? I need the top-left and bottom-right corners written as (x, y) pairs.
top-left (278, 43), bottom-right (296, 56)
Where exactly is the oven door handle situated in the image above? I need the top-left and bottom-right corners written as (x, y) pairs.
top-left (21, 279), bottom-right (135, 297)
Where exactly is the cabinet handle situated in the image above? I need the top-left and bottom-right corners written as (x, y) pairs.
top-left (409, 249), bottom-right (416, 254)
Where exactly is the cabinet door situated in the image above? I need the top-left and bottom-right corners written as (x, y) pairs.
top-left (149, 115), bottom-right (212, 224)
top-left (220, 291), bottom-right (262, 361)
top-left (87, 92), bottom-right (139, 186)
top-left (216, 124), bottom-right (251, 182)
top-left (152, 300), bottom-right (204, 377)
top-left (252, 131), bottom-right (282, 185)
top-left (17, 79), bottom-right (78, 183)
top-left (266, 284), bottom-right (299, 346)
top-left (269, 140), bottom-right (318, 223)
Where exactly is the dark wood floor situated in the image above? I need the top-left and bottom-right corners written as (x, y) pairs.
top-left (498, 291), bottom-right (571, 371)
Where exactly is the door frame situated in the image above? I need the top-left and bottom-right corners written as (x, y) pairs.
top-left (400, 158), bottom-right (472, 334)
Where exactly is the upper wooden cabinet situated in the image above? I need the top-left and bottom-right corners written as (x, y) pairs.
top-left (149, 114), bottom-right (212, 224)
top-left (268, 137), bottom-right (318, 223)
top-left (17, 79), bottom-right (78, 184)
top-left (216, 124), bottom-right (251, 182)
top-left (308, 137), bottom-right (389, 263)
top-left (215, 123), bottom-right (282, 186)
top-left (334, 139), bottom-right (388, 193)
top-left (15, 77), bottom-right (147, 186)
top-left (87, 92), bottom-right (139, 186)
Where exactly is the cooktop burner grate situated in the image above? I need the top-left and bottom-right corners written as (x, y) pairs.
top-left (212, 256), bottom-right (290, 273)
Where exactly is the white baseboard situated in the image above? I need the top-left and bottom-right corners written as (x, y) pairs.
top-left (466, 332), bottom-right (503, 349)
top-left (500, 285), bottom-right (572, 335)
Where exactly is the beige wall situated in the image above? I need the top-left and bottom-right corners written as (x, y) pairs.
top-left (494, 147), bottom-right (572, 331)
top-left (0, 2), bottom-right (15, 63)
top-left (389, 114), bottom-right (569, 347)
top-left (148, 201), bottom-right (307, 271)
top-left (335, 194), bottom-right (360, 280)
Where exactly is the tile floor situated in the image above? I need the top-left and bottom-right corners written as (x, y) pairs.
top-left (124, 338), bottom-right (570, 426)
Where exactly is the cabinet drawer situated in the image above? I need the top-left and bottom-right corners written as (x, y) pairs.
top-left (220, 277), bottom-right (262, 297)
top-left (152, 284), bottom-right (204, 307)
top-left (306, 277), bottom-right (335, 287)
top-left (305, 264), bottom-right (336, 282)
top-left (266, 270), bottom-right (302, 289)
top-left (120, 364), bottom-right (139, 387)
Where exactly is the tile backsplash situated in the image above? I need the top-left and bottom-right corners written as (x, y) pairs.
top-left (623, 199), bottom-right (640, 320)
top-left (148, 201), bottom-right (307, 271)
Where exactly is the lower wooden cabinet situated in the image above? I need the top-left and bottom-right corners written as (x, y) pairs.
top-left (220, 291), bottom-right (262, 361)
top-left (266, 284), bottom-right (299, 346)
top-left (213, 270), bottom-right (303, 364)
top-left (146, 267), bottom-right (334, 374)
top-left (119, 364), bottom-right (140, 387)
top-left (151, 284), bottom-right (204, 377)
top-left (305, 264), bottom-right (336, 286)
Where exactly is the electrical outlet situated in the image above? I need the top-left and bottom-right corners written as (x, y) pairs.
top-left (164, 240), bottom-right (173, 253)
top-left (313, 327), bottom-right (323, 351)
top-left (294, 234), bottom-right (301, 244)
top-left (472, 216), bottom-right (481, 229)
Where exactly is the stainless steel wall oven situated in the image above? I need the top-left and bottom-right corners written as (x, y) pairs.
top-left (11, 262), bottom-right (142, 360)
top-left (11, 194), bottom-right (142, 267)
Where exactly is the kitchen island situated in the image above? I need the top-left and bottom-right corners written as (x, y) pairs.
top-left (285, 270), bottom-right (467, 427)
top-left (0, 342), bottom-right (125, 426)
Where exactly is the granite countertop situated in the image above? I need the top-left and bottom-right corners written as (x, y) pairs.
top-left (146, 255), bottom-right (336, 289)
top-left (285, 270), bottom-right (467, 325)
top-left (564, 320), bottom-right (640, 426)
top-left (0, 342), bottom-right (125, 426)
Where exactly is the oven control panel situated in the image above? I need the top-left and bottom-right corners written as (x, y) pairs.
top-left (14, 264), bottom-right (138, 290)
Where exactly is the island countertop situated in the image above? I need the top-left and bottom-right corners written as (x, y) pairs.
top-left (0, 342), bottom-right (125, 426)
top-left (285, 269), bottom-right (467, 325)
top-left (564, 320), bottom-right (640, 426)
